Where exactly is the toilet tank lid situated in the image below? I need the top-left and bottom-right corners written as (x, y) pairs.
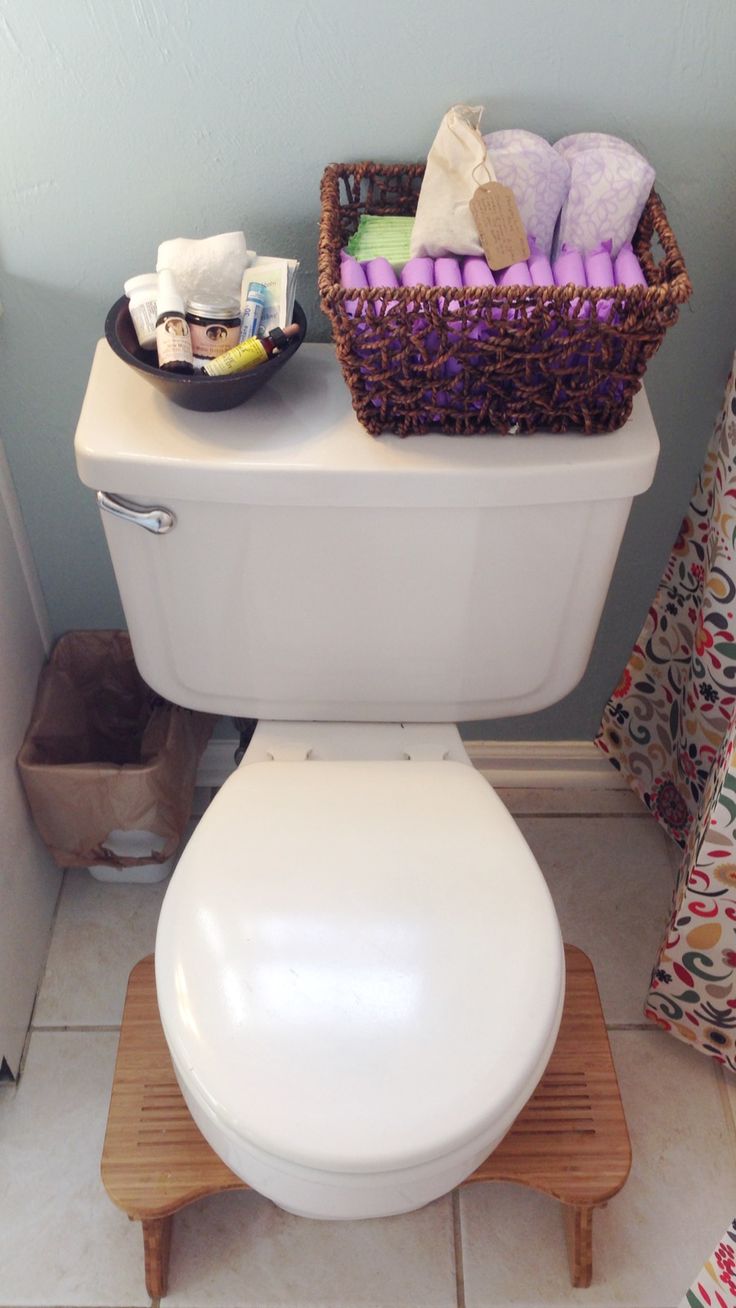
top-left (155, 759), bottom-right (565, 1174)
top-left (75, 341), bottom-right (659, 508)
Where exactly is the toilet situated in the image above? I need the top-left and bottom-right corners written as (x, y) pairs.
top-left (74, 341), bottom-right (659, 1220)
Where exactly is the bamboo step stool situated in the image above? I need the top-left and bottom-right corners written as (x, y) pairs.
top-left (102, 946), bottom-right (631, 1298)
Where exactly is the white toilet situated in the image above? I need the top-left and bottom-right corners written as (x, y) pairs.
top-left (75, 342), bottom-right (659, 1220)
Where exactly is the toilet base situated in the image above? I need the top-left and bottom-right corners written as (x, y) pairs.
top-left (101, 947), bottom-right (631, 1298)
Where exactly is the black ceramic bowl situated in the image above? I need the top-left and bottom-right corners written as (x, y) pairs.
top-left (104, 297), bottom-right (307, 412)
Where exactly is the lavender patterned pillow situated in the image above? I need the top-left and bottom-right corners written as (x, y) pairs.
top-left (553, 133), bottom-right (655, 257)
top-left (483, 128), bottom-right (571, 258)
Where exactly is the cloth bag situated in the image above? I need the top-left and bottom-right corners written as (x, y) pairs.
top-left (410, 104), bottom-right (492, 259)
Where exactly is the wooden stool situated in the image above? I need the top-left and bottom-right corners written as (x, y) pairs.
top-left (102, 946), bottom-right (631, 1297)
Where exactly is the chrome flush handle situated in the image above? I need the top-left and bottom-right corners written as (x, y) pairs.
top-left (97, 491), bottom-right (175, 534)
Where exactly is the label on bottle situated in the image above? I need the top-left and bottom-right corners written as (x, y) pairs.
top-left (130, 298), bottom-right (158, 349)
top-left (469, 182), bottom-right (529, 270)
top-left (203, 337), bottom-right (268, 376)
top-left (189, 319), bottom-right (240, 367)
top-left (156, 316), bottom-right (193, 367)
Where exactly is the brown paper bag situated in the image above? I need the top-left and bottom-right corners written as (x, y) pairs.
top-left (17, 630), bottom-right (215, 870)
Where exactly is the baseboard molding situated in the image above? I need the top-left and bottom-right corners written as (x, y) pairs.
top-left (464, 740), bottom-right (624, 789)
top-left (196, 737), bottom-right (623, 790)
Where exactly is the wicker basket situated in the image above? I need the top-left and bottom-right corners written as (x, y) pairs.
top-left (318, 162), bottom-right (692, 436)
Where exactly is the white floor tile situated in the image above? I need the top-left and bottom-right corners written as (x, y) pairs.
top-left (497, 787), bottom-right (647, 816)
top-left (165, 1188), bottom-right (457, 1308)
top-left (459, 1029), bottom-right (736, 1307)
top-left (33, 869), bottom-right (168, 1027)
top-left (518, 816), bottom-right (676, 1025)
top-left (714, 1062), bottom-right (736, 1141)
top-left (0, 1031), bottom-right (148, 1306)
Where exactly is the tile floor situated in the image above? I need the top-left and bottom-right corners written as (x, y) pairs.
top-left (1, 785), bottom-right (735, 1308)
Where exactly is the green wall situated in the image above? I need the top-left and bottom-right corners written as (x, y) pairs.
top-left (1, 0), bottom-right (734, 738)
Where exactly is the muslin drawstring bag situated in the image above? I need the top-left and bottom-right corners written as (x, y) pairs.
top-left (410, 104), bottom-right (494, 259)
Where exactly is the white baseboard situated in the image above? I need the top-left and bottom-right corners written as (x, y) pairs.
top-left (196, 737), bottom-right (622, 790)
top-left (464, 740), bottom-right (624, 789)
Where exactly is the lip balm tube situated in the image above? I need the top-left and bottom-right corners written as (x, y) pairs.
top-left (553, 244), bottom-right (589, 319)
top-left (584, 239), bottom-right (615, 321)
top-left (613, 242), bottom-right (647, 287)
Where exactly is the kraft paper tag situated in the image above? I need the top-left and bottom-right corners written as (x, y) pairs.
top-left (469, 182), bottom-right (530, 269)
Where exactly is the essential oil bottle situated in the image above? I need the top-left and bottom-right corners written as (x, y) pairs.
top-left (155, 269), bottom-right (194, 374)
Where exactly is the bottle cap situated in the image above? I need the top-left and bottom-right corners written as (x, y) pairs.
top-left (157, 268), bottom-right (185, 317)
top-left (124, 273), bottom-right (158, 298)
top-left (266, 324), bottom-right (300, 352)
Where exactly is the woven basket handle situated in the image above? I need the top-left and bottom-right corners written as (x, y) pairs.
top-left (636, 192), bottom-right (692, 303)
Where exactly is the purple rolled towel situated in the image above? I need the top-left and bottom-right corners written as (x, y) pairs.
top-left (433, 259), bottom-right (463, 377)
top-left (584, 239), bottom-right (615, 321)
top-left (434, 257), bottom-right (463, 288)
top-left (401, 257), bottom-right (437, 363)
top-left (497, 260), bottom-right (533, 287)
top-left (364, 257), bottom-right (399, 288)
top-left (363, 257), bottom-right (399, 320)
top-left (527, 235), bottom-right (554, 287)
top-left (553, 243), bottom-right (586, 286)
top-left (461, 256), bottom-right (496, 286)
top-left (553, 244), bottom-right (588, 319)
top-left (400, 257), bottom-right (435, 286)
top-left (613, 242), bottom-right (647, 287)
top-left (340, 254), bottom-right (369, 316)
top-left (461, 257), bottom-right (498, 334)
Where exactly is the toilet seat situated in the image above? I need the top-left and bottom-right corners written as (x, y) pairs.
top-left (155, 757), bottom-right (564, 1217)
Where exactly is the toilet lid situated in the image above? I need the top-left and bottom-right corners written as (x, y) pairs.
top-left (156, 760), bottom-right (563, 1175)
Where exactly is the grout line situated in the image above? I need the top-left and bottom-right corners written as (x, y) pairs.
top-left (506, 810), bottom-right (651, 819)
top-left (606, 1021), bottom-right (657, 1031)
top-left (31, 1023), bottom-right (122, 1033)
top-left (452, 1187), bottom-right (466, 1308)
top-left (13, 871), bottom-right (67, 1080)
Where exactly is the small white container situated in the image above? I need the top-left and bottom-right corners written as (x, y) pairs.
top-left (123, 273), bottom-right (158, 351)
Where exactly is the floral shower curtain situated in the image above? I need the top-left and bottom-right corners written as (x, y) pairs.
top-left (597, 353), bottom-right (736, 1070)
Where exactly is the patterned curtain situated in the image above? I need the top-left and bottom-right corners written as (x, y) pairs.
top-left (597, 354), bottom-right (736, 1069)
top-left (679, 1217), bottom-right (736, 1307)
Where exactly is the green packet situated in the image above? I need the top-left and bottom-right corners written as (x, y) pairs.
top-left (346, 215), bottom-right (415, 268)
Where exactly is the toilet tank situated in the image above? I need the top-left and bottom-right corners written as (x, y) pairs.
top-left (75, 343), bottom-right (659, 722)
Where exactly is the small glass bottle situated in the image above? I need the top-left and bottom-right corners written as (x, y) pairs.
top-left (155, 269), bottom-right (194, 374)
top-left (202, 324), bottom-right (300, 376)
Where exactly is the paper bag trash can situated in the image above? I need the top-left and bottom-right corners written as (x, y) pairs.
top-left (17, 631), bottom-right (215, 883)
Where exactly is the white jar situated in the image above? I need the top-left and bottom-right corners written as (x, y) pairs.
top-left (124, 273), bottom-right (159, 351)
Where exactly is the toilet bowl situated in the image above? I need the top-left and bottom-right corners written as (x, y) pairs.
top-left (75, 340), bottom-right (660, 1219)
top-left (155, 722), bottom-right (565, 1219)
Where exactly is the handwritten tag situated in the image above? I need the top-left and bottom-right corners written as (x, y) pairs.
top-left (469, 182), bottom-right (529, 270)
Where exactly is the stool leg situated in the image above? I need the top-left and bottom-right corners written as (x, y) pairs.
top-left (142, 1216), bottom-right (173, 1298)
top-left (564, 1203), bottom-right (593, 1288)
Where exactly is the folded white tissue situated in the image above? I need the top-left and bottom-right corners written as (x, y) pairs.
top-left (155, 231), bottom-right (250, 305)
